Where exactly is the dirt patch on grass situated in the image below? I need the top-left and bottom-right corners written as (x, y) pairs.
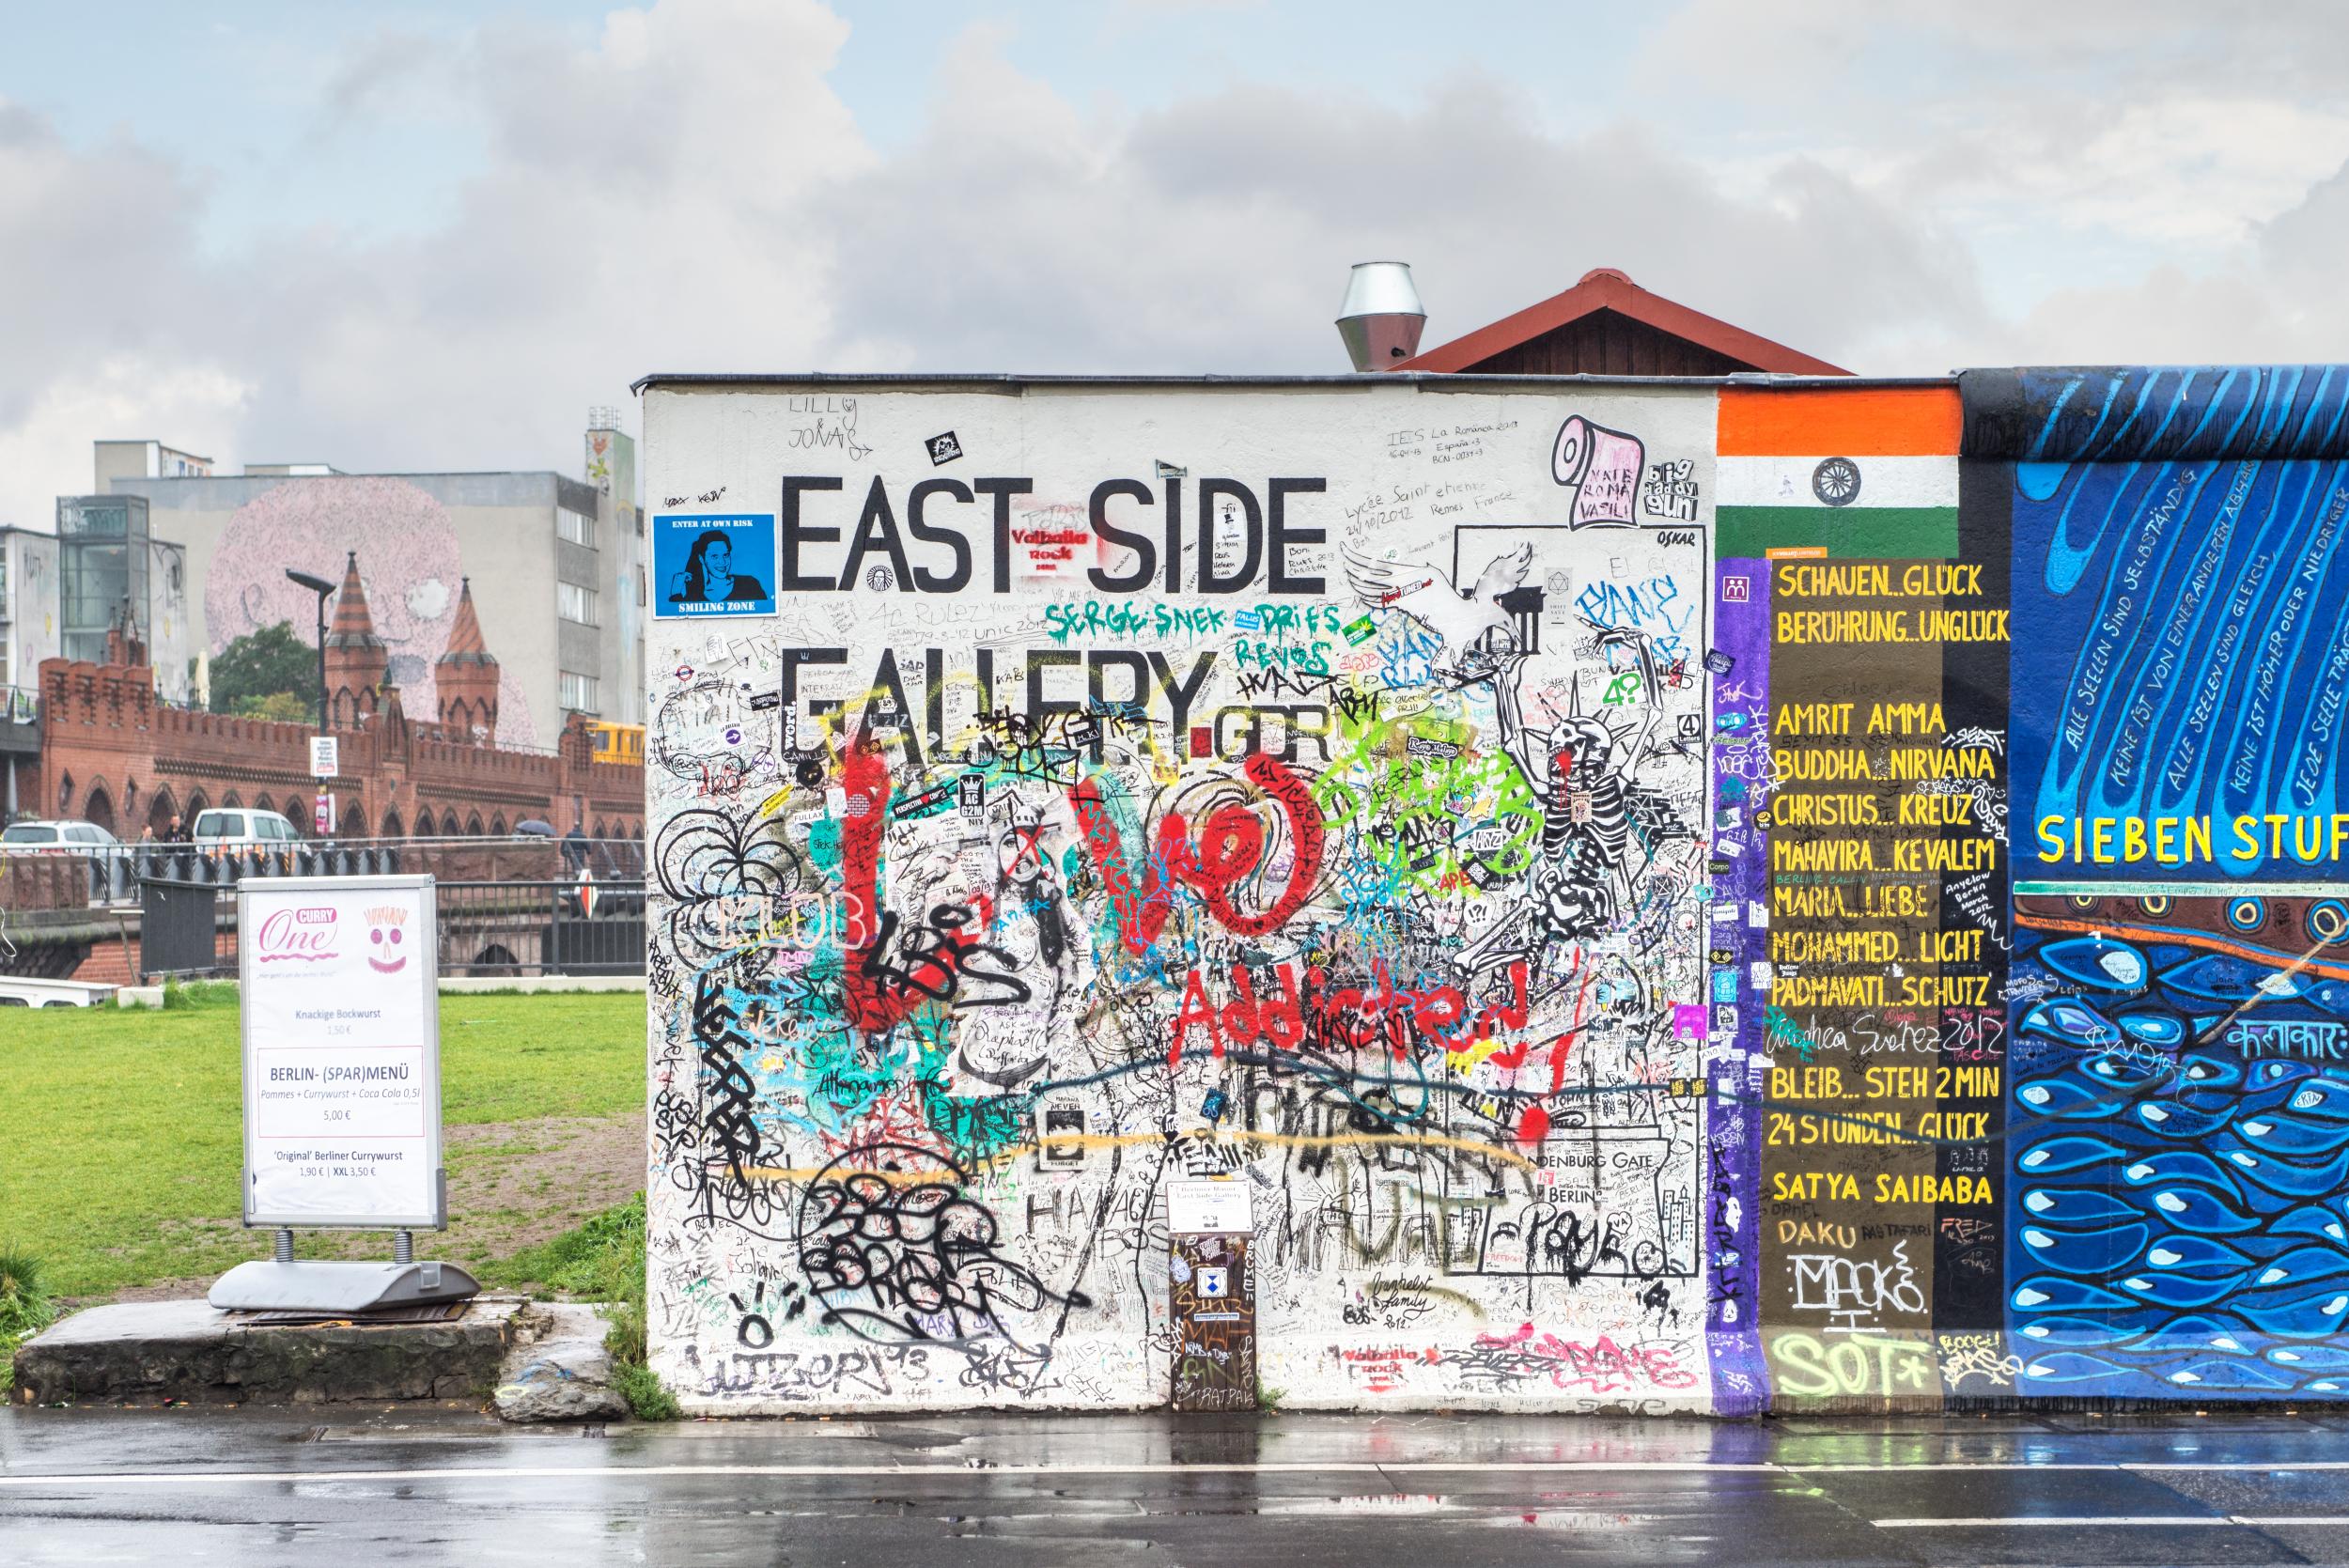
top-left (110, 1276), bottom-right (221, 1304)
top-left (97, 1111), bottom-right (646, 1305)
top-left (442, 1111), bottom-right (646, 1267)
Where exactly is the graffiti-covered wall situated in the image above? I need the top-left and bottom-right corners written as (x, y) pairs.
top-left (642, 369), bottom-right (2349, 1414)
top-left (1714, 383), bottom-right (2004, 1407)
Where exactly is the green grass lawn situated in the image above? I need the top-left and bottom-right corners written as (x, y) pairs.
top-left (0, 986), bottom-right (645, 1300)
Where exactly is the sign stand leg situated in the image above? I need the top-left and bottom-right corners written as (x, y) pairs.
top-left (273, 1229), bottom-right (294, 1264)
top-left (393, 1231), bottom-right (413, 1265)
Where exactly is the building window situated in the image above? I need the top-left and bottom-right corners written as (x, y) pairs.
top-left (557, 508), bottom-right (595, 548)
top-left (558, 582), bottom-right (599, 626)
top-left (560, 670), bottom-right (599, 712)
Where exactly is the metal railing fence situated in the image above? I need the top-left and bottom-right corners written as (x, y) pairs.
top-left (436, 879), bottom-right (647, 977)
top-left (135, 875), bottom-right (648, 983)
top-left (14, 835), bottom-right (644, 907)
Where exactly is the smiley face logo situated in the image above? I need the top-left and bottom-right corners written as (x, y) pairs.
top-left (365, 905), bottom-right (410, 973)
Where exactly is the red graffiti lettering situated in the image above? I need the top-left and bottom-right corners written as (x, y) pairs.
top-left (837, 735), bottom-right (990, 1034)
top-left (1170, 970), bottom-right (1221, 1067)
top-left (1165, 961), bottom-right (1312, 1067)
top-left (1069, 752), bottom-right (1325, 955)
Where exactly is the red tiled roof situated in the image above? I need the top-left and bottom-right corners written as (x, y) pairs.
top-left (1394, 267), bottom-right (1848, 376)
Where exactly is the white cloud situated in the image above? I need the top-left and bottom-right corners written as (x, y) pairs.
top-left (0, 357), bottom-right (251, 526)
top-left (1630, 2), bottom-right (2349, 279)
top-left (814, 56), bottom-right (1989, 375)
top-left (4, 0), bottom-right (2349, 536)
top-left (0, 0), bottom-right (871, 525)
top-left (0, 103), bottom-right (208, 424)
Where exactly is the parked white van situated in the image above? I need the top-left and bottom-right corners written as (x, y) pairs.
top-left (190, 808), bottom-right (303, 848)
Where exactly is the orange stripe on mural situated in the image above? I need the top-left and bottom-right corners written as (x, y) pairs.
top-left (1718, 385), bottom-right (1960, 458)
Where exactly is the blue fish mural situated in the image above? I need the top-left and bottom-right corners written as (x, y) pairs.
top-left (2011, 890), bottom-right (2349, 1398)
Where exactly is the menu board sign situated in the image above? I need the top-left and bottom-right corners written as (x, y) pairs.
top-left (239, 875), bottom-right (443, 1228)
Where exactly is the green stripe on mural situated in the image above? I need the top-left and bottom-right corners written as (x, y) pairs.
top-left (1716, 505), bottom-right (1958, 559)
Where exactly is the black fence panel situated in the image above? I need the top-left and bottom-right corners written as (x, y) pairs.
top-left (436, 880), bottom-right (647, 977)
top-left (548, 913), bottom-right (649, 975)
top-left (138, 878), bottom-right (231, 982)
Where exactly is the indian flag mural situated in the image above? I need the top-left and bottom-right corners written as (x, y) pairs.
top-left (1716, 386), bottom-right (1961, 557)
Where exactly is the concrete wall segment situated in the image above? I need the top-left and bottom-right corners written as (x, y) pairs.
top-left (639, 369), bottom-right (2349, 1417)
top-left (644, 379), bottom-right (1721, 1413)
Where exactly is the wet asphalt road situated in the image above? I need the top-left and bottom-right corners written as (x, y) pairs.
top-left (11, 1407), bottom-right (2349, 1566)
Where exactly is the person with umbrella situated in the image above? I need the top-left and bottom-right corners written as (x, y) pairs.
top-left (561, 820), bottom-right (590, 877)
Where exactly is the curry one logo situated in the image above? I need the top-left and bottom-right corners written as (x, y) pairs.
top-left (365, 905), bottom-right (411, 974)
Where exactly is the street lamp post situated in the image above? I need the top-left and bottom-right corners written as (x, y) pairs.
top-left (286, 569), bottom-right (335, 842)
top-left (285, 569), bottom-right (334, 734)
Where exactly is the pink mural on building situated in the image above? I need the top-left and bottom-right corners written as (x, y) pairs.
top-left (206, 477), bottom-right (537, 746)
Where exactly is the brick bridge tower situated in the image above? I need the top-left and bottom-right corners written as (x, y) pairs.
top-left (435, 577), bottom-right (499, 742)
top-left (323, 551), bottom-right (388, 728)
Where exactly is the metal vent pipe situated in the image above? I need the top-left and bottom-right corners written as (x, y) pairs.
top-left (1336, 261), bottom-right (1426, 371)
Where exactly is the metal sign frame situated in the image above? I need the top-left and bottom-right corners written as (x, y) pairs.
top-left (238, 873), bottom-right (444, 1231)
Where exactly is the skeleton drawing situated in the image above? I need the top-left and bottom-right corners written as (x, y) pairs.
top-left (1346, 542), bottom-right (1692, 970)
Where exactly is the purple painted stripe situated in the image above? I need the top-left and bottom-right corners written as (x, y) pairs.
top-left (1705, 556), bottom-right (1772, 1414)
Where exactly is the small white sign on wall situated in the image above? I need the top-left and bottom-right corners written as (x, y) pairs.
top-left (240, 875), bottom-right (443, 1229)
top-left (1166, 1177), bottom-right (1253, 1234)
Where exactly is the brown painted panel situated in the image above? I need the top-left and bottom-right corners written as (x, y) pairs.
top-left (1171, 1234), bottom-right (1257, 1412)
top-left (1468, 310), bottom-right (1753, 376)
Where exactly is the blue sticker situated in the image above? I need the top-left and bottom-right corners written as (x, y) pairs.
top-left (1710, 968), bottom-right (1738, 1002)
top-left (654, 513), bottom-right (776, 618)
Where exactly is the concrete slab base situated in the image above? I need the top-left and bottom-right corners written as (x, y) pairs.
top-left (493, 1302), bottom-right (627, 1422)
top-left (9, 1296), bottom-right (525, 1406)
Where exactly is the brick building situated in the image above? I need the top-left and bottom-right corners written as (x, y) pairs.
top-left (36, 553), bottom-right (644, 842)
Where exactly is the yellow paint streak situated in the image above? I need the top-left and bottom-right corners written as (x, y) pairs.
top-left (1442, 1037), bottom-right (1511, 1073)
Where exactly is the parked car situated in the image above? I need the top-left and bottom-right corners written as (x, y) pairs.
top-left (0, 819), bottom-right (120, 854)
top-left (190, 808), bottom-right (302, 848)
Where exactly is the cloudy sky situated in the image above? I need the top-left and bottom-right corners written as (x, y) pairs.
top-left (3, 0), bottom-right (2345, 528)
